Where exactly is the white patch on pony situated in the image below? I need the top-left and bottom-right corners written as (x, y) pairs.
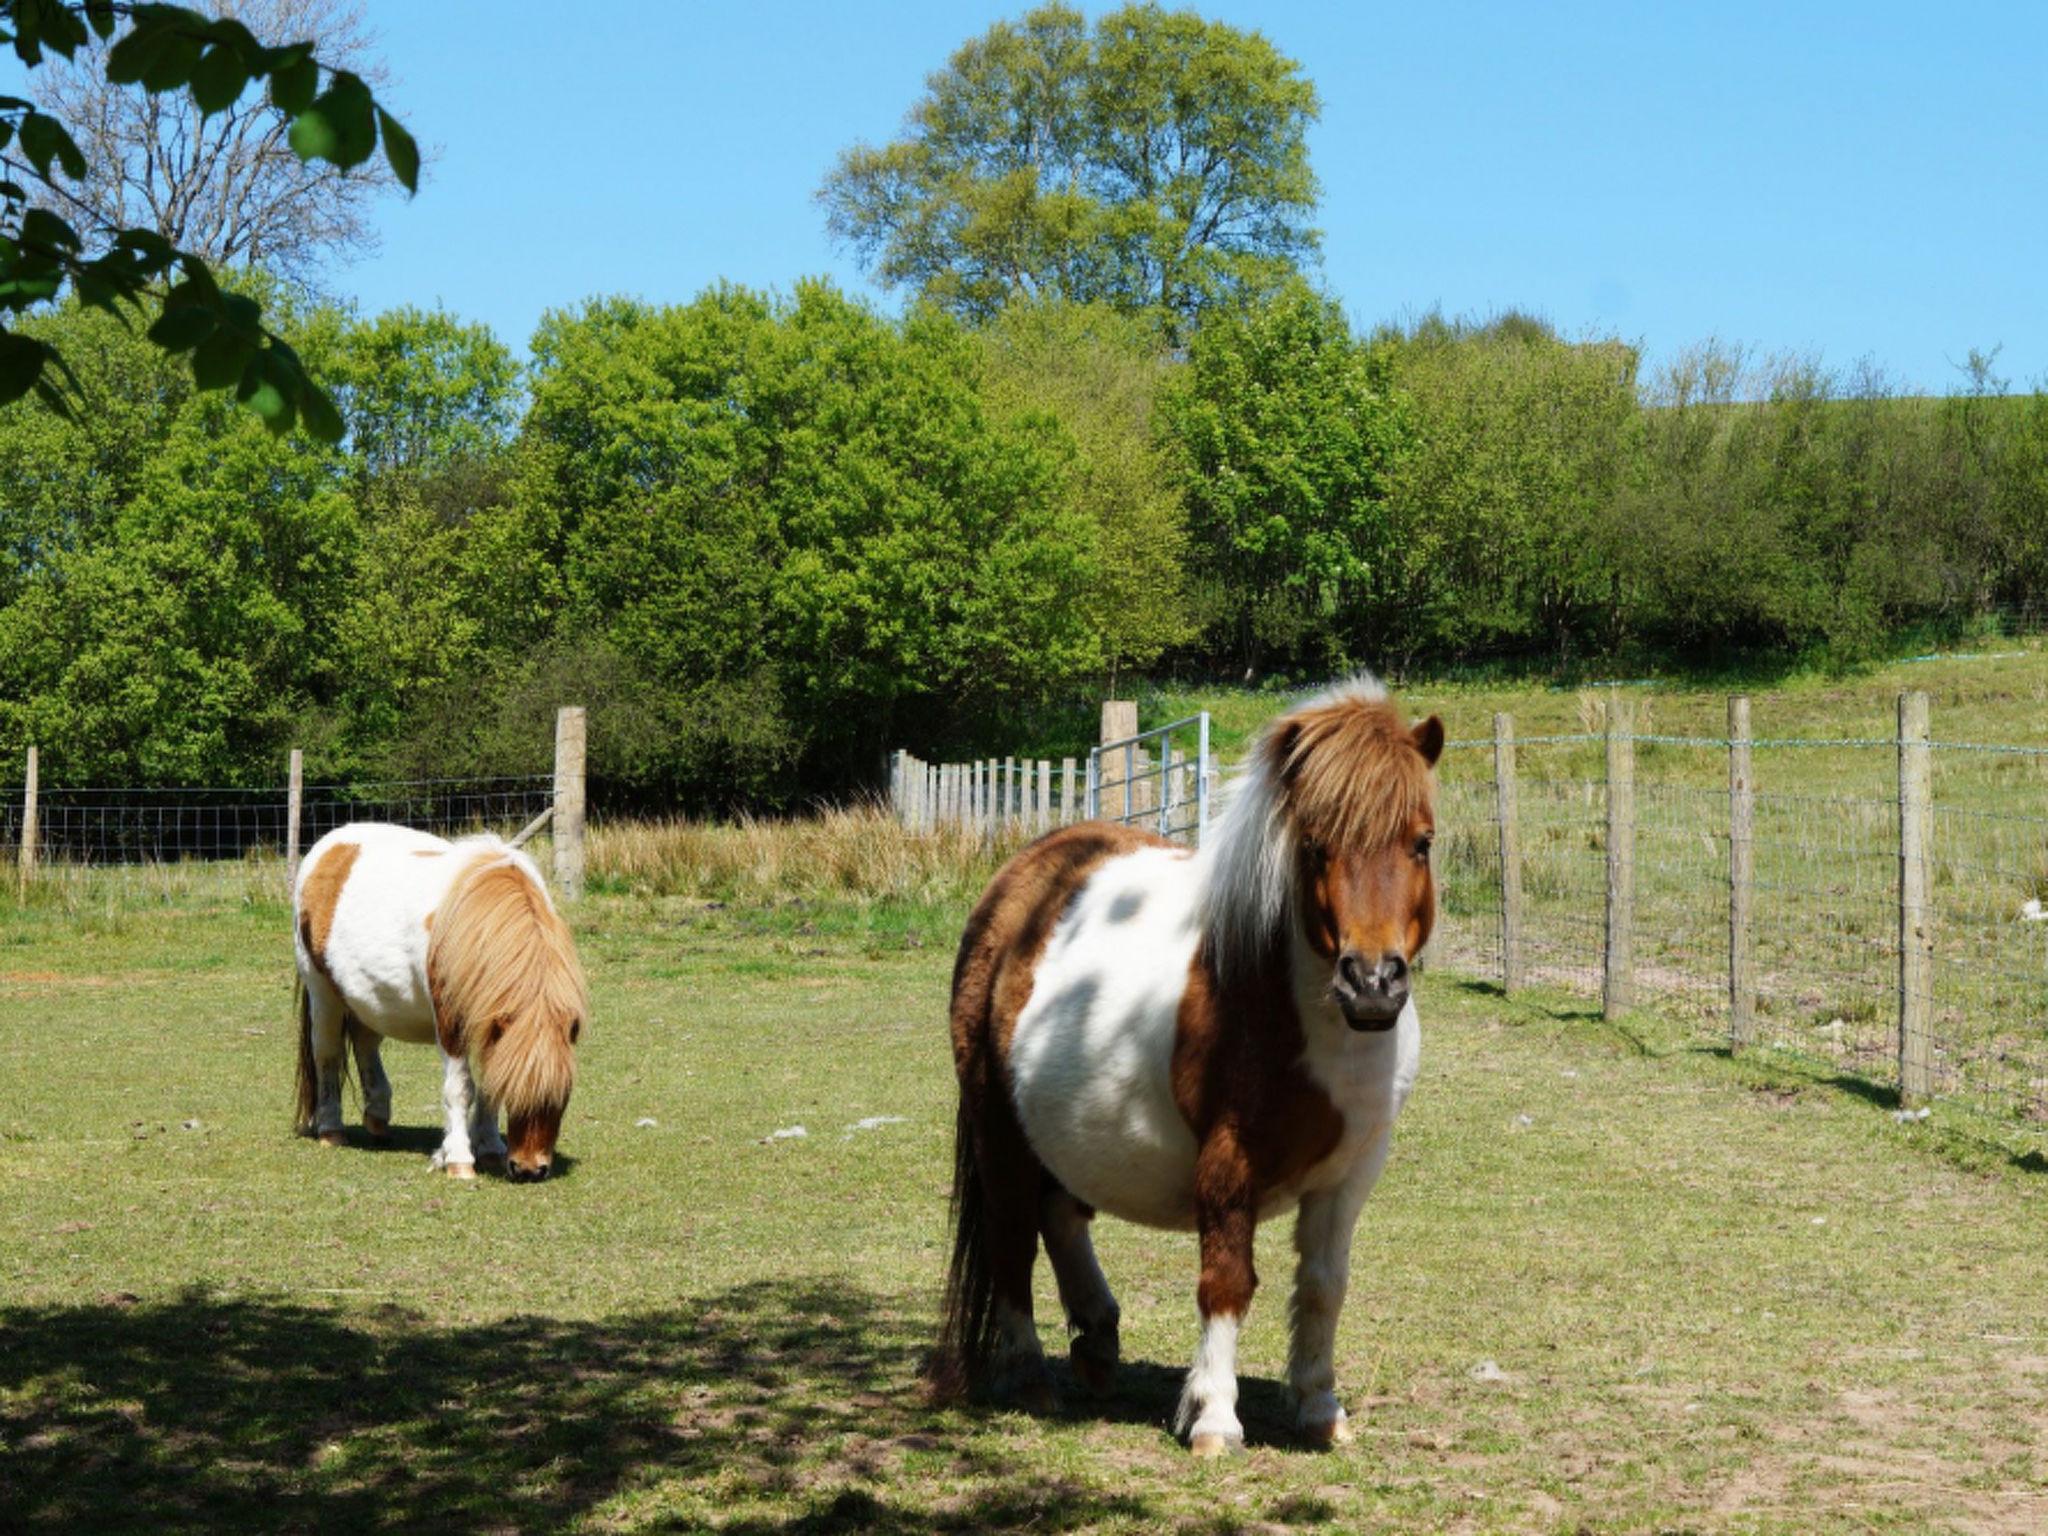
top-left (1008, 845), bottom-right (1205, 1230)
top-left (1200, 674), bottom-right (1390, 982)
top-left (1175, 1311), bottom-right (1243, 1444)
top-left (295, 823), bottom-right (561, 1172)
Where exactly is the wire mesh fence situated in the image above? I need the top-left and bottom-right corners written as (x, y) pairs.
top-left (1429, 703), bottom-right (2048, 1137)
top-left (3, 774), bottom-right (556, 908)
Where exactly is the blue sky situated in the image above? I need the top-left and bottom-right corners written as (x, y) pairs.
top-left (338, 2), bottom-right (2039, 391)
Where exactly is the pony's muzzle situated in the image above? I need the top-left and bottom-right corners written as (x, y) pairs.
top-left (1333, 950), bottom-right (1409, 1029)
top-left (507, 1158), bottom-right (551, 1184)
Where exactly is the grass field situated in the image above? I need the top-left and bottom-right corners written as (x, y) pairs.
top-left (4, 876), bottom-right (2047, 1535)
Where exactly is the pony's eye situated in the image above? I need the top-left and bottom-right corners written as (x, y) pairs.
top-left (1415, 834), bottom-right (1434, 861)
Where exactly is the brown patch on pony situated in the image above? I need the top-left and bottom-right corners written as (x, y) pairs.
top-left (934, 821), bottom-right (1166, 1399)
top-left (427, 851), bottom-right (587, 1136)
top-left (1173, 933), bottom-right (1346, 1318)
top-left (412, 849), bottom-right (444, 858)
top-left (297, 841), bottom-right (359, 979)
top-left (1267, 695), bottom-right (1441, 856)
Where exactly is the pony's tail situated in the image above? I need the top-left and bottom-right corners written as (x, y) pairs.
top-left (293, 973), bottom-right (316, 1133)
top-left (927, 1096), bottom-right (997, 1402)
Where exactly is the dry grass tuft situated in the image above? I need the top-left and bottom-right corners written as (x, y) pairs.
top-left (586, 804), bottom-right (1034, 905)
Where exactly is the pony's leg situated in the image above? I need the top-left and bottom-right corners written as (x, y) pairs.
top-left (348, 1023), bottom-right (393, 1140)
top-left (305, 976), bottom-right (349, 1147)
top-left (1041, 1186), bottom-right (1119, 1394)
top-left (430, 1048), bottom-right (478, 1179)
top-left (1287, 1130), bottom-right (1392, 1447)
top-left (1178, 1130), bottom-right (1257, 1455)
top-left (470, 1088), bottom-right (508, 1169)
top-left (980, 1110), bottom-right (1056, 1411)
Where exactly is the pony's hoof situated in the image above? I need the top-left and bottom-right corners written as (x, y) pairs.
top-left (1189, 1430), bottom-right (1244, 1458)
top-left (1016, 1374), bottom-right (1059, 1417)
top-left (476, 1149), bottom-right (507, 1170)
top-left (317, 1129), bottom-right (347, 1148)
top-left (1070, 1335), bottom-right (1119, 1396)
top-left (363, 1115), bottom-right (390, 1141)
top-left (1301, 1413), bottom-right (1354, 1448)
top-left (444, 1161), bottom-right (476, 1180)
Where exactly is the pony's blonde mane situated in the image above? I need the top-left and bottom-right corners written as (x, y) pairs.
top-left (428, 839), bottom-right (587, 1117)
top-left (1199, 676), bottom-right (1436, 980)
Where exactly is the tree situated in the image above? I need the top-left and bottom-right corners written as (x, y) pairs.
top-left (516, 282), bottom-right (1104, 797)
top-left (1161, 282), bottom-right (1405, 674)
top-left (820, 2), bottom-right (1319, 335)
top-left (30, 0), bottom-right (401, 287)
top-left (974, 297), bottom-right (1191, 687)
top-left (0, 296), bottom-right (356, 782)
top-left (0, 1), bottom-right (418, 437)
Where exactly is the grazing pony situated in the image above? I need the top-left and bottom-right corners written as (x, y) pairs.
top-left (292, 823), bottom-right (587, 1181)
top-left (937, 677), bottom-right (1443, 1453)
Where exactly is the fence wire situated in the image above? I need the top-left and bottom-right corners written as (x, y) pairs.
top-left (4, 775), bottom-right (554, 907)
top-left (1431, 724), bottom-right (2048, 1135)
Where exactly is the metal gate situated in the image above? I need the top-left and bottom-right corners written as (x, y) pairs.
top-left (1085, 712), bottom-right (1215, 845)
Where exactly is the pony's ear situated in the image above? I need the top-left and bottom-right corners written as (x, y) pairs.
top-left (1411, 715), bottom-right (1445, 766)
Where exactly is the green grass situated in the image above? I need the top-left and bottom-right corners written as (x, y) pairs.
top-left (4, 887), bottom-right (2047, 1533)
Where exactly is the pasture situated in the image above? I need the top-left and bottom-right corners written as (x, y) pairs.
top-left (4, 878), bottom-right (2045, 1534)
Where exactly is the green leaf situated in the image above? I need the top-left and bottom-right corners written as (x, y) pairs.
top-left (85, 2), bottom-right (118, 42)
top-left (290, 71), bottom-right (375, 169)
top-left (220, 292), bottom-right (262, 337)
top-left (19, 207), bottom-right (82, 252)
top-left (192, 327), bottom-right (248, 391)
top-left (147, 305), bottom-right (216, 352)
top-left (300, 381), bottom-right (345, 444)
top-left (377, 107), bottom-right (420, 193)
top-left (268, 55), bottom-right (317, 115)
top-left (189, 46), bottom-right (249, 116)
top-left (105, 20), bottom-right (172, 84)
top-left (238, 355), bottom-right (295, 434)
top-left (140, 34), bottom-right (203, 94)
top-left (17, 113), bottom-right (84, 181)
top-left (0, 331), bottom-right (46, 405)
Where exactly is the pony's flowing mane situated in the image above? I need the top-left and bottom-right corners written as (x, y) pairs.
top-left (1198, 676), bottom-right (1436, 980)
top-left (428, 838), bottom-right (587, 1115)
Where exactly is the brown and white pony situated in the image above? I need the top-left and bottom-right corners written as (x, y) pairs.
top-left (293, 823), bottom-right (587, 1181)
top-left (936, 678), bottom-right (1443, 1452)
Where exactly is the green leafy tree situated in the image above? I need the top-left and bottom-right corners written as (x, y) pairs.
top-left (975, 297), bottom-right (1191, 688)
top-left (517, 282), bottom-right (1103, 796)
top-left (1161, 281), bottom-right (1405, 673)
top-left (1375, 312), bottom-right (1639, 661)
top-left (821, 2), bottom-right (1319, 335)
top-left (0, 297), bottom-right (354, 780)
top-left (0, 0), bottom-right (417, 437)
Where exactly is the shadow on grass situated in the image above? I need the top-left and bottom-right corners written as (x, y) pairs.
top-left (0, 1279), bottom-right (1176, 1534)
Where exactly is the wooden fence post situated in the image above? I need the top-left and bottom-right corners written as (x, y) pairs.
top-left (1728, 697), bottom-right (1756, 1048)
top-left (1603, 691), bottom-right (1635, 1019)
top-left (553, 705), bottom-right (587, 902)
top-left (1898, 690), bottom-right (1934, 1102)
top-left (1005, 756), bottom-right (1017, 828)
top-left (890, 750), bottom-right (907, 824)
top-left (1101, 701), bottom-right (1136, 821)
top-left (286, 747), bottom-right (304, 895)
top-left (1037, 759), bottom-right (1051, 832)
top-left (1493, 714), bottom-right (1523, 993)
top-left (1061, 757), bottom-right (1076, 824)
top-left (16, 745), bottom-right (36, 898)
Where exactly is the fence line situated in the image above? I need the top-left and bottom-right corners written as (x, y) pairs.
top-left (7, 706), bottom-right (587, 906)
top-left (1432, 688), bottom-right (2048, 1131)
top-left (900, 689), bottom-right (2048, 1134)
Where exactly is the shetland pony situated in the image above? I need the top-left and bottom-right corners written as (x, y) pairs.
top-left (937, 678), bottom-right (1443, 1453)
top-left (292, 823), bottom-right (588, 1181)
